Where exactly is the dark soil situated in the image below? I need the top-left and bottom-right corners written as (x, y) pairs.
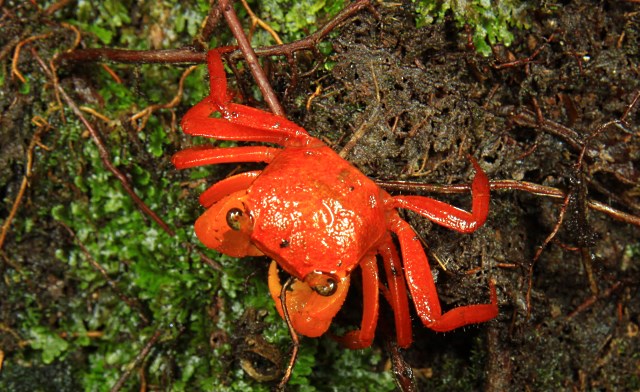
top-left (1, 1), bottom-right (639, 391)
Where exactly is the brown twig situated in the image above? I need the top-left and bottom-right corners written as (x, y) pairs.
top-left (493, 33), bottom-right (555, 69)
top-left (193, 4), bottom-right (224, 50)
top-left (339, 106), bottom-right (381, 158)
top-left (59, 330), bottom-right (104, 339)
top-left (621, 90), bottom-right (640, 121)
top-left (305, 84), bottom-right (323, 111)
top-left (0, 117), bottom-right (50, 251)
top-left (110, 329), bottom-right (163, 392)
top-left (100, 63), bottom-right (123, 83)
top-left (33, 49), bottom-right (177, 236)
top-left (566, 282), bottom-right (623, 319)
top-left (219, 0), bottom-right (285, 116)
top-left (80, 106), bottom-right (113, 123)
top-left (277, 276), bottom-right (299, 392)
top-left (32, 49), bottom-right (223, 271)
top-left (44, 0), bottom-right (73, 15)
top-left (239, 0), bottom-right (283, 45)
top-left (46, 57), bottom-right (67, 124)
top-left (231, 0), bottom-right (374, 59)
top-left (130, 65), bottom-right (198, 131)
top-left (504, 106), bottom-right (584, 152)
top-left (525, 191), bottom-right (572, 318)
top-left (484, 324), bottom-right (513, 392)
top-left (59, 22), bottom-right (82, 51)
top-left (58, 0), bottom-right (373, 66)
top-left (58, 48), bottom-right (208, 64)
top-left (11, 33), bottom-right (53, 82)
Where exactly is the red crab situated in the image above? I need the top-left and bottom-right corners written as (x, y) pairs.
top-left (173, 49), bottom-right (498, 349)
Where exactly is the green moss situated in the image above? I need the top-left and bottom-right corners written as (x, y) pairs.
top-left (244, 0), bottom-right (346, 46)
top-left (413, 0), bottom-right (530, 55)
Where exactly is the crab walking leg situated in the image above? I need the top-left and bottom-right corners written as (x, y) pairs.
top-left (205, 50), bottom-right (303, 131)
top-left (392, 157), bottom-right (489, 233)
top-left (391, 216), bottom-right (498, 332)
top-left (334, 254), bottom-right (380, 349)
top-left (172, 146), bottom-right (279, 169)
top-left (181, 97), bottom-right (309, 146)
top-left (378, 236), bottom-right (413, 348)
top-left (205, 48), bottom-right (232, 105)
top-left (198, 170), bottom-right (261, 208)
top-left (183, 50), bottom-right (310, 146)
top-left (224, 102), bottom-right (309, 139)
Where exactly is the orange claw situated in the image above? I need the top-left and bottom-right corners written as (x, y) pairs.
top-left (268, 261), bottom-right (350, 338)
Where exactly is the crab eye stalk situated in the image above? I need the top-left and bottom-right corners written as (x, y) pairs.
top-left (226, 208), bottom-right (244, 230)
top-left (304, 271), bottom-right (339, 297)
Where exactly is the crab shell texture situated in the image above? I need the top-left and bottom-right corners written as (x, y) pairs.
top-left (196, 144), bottom-right (388, 281)
top-left (173, 49), bottom-right (498, 349)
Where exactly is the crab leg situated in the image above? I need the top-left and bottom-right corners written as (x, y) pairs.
top-left (172, 146), bottom-right (279, 169)
top-left (378, 236), bottom-right (413, 348)
top-left (391, 215), bottom-right (498, 332)
top-left (198, 170), bottom-right (261, 208)
top-left (181, 97), bottom-right (309, 146)
top-left (334, 253), bottom-right (380, 349)
top-left (205, 46), bottom-right (234, 105)
top-left (181, 50), bottom-right (310, 147)
top-left (392, 157), bottom-right (489, 233)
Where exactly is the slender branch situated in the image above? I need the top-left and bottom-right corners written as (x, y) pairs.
top-left (33, 49), bottom-right (223, 271)
top-left (526, 191), bottom-right (572, 318)
top-left (504, 106), bottom-right (584, 152)
top-left (277, 276), bottom-right (299, 391)
top-left (219, 0), bottom-right (285, 116)
top-left (566, 281), bottom-right (623, 319)
top-left (493, 33), bottom-right (555, 70)
top-left (44, 0), bottom-right (73, 15)
top-left (130, 65), bottom-right (198, 131)
top-left (0, 118), bottom-right (49, 251)
top-left (239, 0), bottom-right (284, 45)
top-left (12, 33), bottom-right (53, 82)
top-left (58, 48), bottom-right (207, 64)
top-left (110, 329), bottom-right (163, 392)
top-left (193, 3), bottom-right (224, 50)
top-left (57, 0), bottom-right (373, 66)
top-left (33, 51), bottom-right (177, 237)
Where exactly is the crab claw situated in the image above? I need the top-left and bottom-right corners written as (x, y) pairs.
top-left (268, 261), bottom-right (350, 337)
top-left (194, 191), bottom-right (263, 257)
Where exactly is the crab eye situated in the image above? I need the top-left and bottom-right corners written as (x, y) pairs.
top-left (313, 278), bottom-right (337, 296)
top-left (226, 208), bottom-right (244, 230)
top-left (304, 271), bottom-right (338, 297)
